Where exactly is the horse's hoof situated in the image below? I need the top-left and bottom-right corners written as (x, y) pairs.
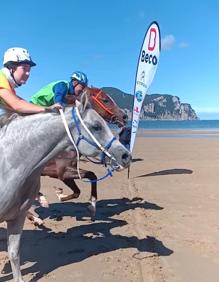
top-left (88, 202), bottom-right (96, 219)
top-left (56, 188), bottom-right (80, 202)
top-left (33, 217), bottom-right (44, 226)
top-left (72, 193), bottom-right (80, 199)
top-left (55, 188), bottom-right (66, 201)
top-left (56, 193), bottom-right (70, 202)
top-left (55, 188), bottom-right (63, 195)
top-left (37, 195), bottom-right (49, 208)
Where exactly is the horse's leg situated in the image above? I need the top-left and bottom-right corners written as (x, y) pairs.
top-left (54, 162), bottom-right (81, 201)
top-left (35, 191), bottom-right (49, 208)
top-left (26, 210), bottom-right (44, 226)
top-left (83, 171), bottom-right (97, 219)
top-left (65, 169), bottom-right (98, 219)
top-left (85, 171), bottom-right (97, 199)
top-left (7, 214), bottom-right (26, 282)
top-left (56, 168), bottom-right (98, 219)
top-left (56, 178), bottom-right (81, 201)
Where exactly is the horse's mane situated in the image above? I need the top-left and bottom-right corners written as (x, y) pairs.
top-left (0, 107), bottom-right (20, 126)
top-left (0, 95), bottom-right (88, 137)
top-left (0, 107), bottom-right (61, 136)
top-left (0, 111), bottom-right (20, 137)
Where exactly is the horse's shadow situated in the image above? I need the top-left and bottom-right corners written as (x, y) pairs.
top-left (132, 158), bottom-right (144, 163)
top-left (33, 197), bottom-right (163, 222)
top-left (136, 168), bottom-right (193, 178)
top-left (0, 198), bottom-right (172, 282)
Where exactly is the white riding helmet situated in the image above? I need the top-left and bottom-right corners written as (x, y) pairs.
top-left (3, 47), bottom-right (36, 67)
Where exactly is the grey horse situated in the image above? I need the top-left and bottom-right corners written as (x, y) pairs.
top-left (0, 95), bottom-right (131, 282)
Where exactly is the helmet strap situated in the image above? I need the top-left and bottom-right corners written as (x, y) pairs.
top-left (10, 68), bottom-right (22, 87)
top-left (1, 67), bottom-right (21, 88)
top-left (73, 79), bottom-right (80, 93)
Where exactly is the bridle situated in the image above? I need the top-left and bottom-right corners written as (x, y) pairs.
top-left (59, 106), bottom-right (123, 181)
top-left (71, 107), bottom-right (116, 163)
top-left (89, 89), bottom-right (117, 124)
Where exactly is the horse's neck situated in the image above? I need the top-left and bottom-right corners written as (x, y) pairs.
top-left (1, 110), bottom-right (72, 173)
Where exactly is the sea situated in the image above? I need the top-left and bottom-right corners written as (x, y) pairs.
top-left (125, 120), bottom-right (219, 138)
top-left (137, 120), bottom-right (219, 130)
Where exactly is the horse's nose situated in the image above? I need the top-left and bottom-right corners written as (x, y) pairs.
top-left (123, 113), bottom-right (128, 124)
top-left (121, 151), bottom-right (131, 167)
top-left (123, 113), bottom-right (128, 120)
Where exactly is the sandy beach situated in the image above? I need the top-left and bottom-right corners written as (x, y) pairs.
top-left (1, 131), bottom-right (219, 282)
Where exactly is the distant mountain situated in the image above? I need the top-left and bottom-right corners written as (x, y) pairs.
top-left (102, 87), bottom-right (198, 120)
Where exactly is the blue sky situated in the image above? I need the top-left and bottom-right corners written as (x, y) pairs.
top-left (1, 0), bottom-right (219, 119)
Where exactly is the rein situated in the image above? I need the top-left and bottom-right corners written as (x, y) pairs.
top-left (59, 108), bottom-right (81, 178)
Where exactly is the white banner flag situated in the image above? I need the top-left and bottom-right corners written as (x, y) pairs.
top-left (130, 21), bottom-right (161, 152)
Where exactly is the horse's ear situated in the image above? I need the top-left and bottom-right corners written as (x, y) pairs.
top-left (78, 92), bottom-right (91, 114)
top-left (83, 87), bottom-right (92, 98)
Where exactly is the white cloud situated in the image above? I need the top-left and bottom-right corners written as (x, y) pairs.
top-left (161, 34), bottom-right (176, 50)
top-left (178, 42), bottom-right (189, 48)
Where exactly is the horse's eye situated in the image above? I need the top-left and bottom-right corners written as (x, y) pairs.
top-left (92, 123), bottom-right (102, 131)
top-left (102, 99), bottom-right (109, 104)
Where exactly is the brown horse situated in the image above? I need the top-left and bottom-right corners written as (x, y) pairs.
top-left (28, 87), bottom-right (128, 224)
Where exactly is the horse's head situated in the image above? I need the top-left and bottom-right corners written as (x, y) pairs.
top-left (84, 87), bottom-right (128, 127)
top-left (71, 93), bottom-right (131, 170)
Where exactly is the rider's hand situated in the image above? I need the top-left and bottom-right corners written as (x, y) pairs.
top-left (44, 103), bottom-right (63, 113)
top-left (49, 103), bottom-right (63, 109)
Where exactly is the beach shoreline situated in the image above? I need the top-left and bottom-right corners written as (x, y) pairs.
top-left (135, 128), bottom-right (219, 138)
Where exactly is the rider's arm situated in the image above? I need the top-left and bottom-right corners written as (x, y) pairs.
top-left (53, 82), bottom-right (68, 105)
top-left (0, 88), bottom-right (60, 113)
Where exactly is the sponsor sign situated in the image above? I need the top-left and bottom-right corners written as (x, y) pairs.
top-left (130, 21), bottom-right (161, 152)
